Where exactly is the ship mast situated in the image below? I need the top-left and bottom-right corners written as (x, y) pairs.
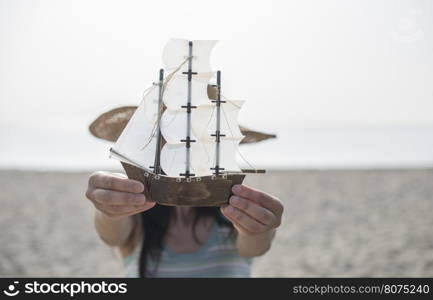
top-left (211, 71), bottom-right (226, 175)
top-left (180, 41), bottom-right (197, 178)
top-left (151, 68), bottom-right (164, 174)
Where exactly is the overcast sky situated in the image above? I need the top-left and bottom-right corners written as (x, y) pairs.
top-left (0, 0), bottom-right (432, 169)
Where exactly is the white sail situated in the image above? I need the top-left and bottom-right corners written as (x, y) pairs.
top-left (159, 103), bottom-right (244, 176)
top-left (162, 39), bottom-right (218, 73)
top-left (160, 143), bottom-right (213, 177)
top-left (192, 100), bottom-right (245, 141)
top-left (163, 73), bottom-right (213, 110)
top-left (209, 139), bottom-right (243, 173)
top-left (110, 85), bottom-right (159, 169)
top-left (161, 103), bottom-right (243, 145)
top-left (160, 109), bottom-right (197, 144)
top-left (160, 139), bottom-right (242, 177)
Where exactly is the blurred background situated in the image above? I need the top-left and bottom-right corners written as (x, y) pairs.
top-left (0, 0), bottom-right (432, 277)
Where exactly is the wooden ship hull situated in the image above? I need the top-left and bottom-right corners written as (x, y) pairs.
top-left (122, 162), bottom-right (245, 206)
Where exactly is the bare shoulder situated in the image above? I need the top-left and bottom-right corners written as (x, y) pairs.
top-left (118, 214), bottom-right (142, 258)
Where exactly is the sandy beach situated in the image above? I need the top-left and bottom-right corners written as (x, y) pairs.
top-left (1, 169), bottom-right (432, 277)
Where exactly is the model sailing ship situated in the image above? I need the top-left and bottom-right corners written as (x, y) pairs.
top-left (109, 39), bottom-right (266, 206)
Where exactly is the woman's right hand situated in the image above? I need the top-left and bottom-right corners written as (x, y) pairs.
top-left (86, 171), bottom-right (156, 219)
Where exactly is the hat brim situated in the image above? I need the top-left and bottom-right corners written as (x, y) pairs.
top-left (89, 106), bottom-right (276, 144)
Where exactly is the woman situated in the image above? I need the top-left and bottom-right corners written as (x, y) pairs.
top-left (85, 171), bottom-right (283, 277)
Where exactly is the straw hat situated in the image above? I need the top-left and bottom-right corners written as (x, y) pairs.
top-left (89, 86), bottom-right (276, 144)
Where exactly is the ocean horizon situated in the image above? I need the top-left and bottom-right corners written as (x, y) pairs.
top-left (1, 125), bottom-right (432, 172)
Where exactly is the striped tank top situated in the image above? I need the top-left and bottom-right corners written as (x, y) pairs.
top-left (123, 221), bottom-right (252, 277)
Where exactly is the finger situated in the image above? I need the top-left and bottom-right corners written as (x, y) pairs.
top-left (104, 205), bottom-right (142, 215)
top-left (96, 203), bottom-right (150, 218)
top-left (221, 205), bottom-right (267, 233)
top-left (118, 204), bottom-right (155, 217)
top-left (232, 184), bottom-right (283, 216)
top-left (105, 203), bottom-right (154, 215)
top-left (221, 209), bottom-right (255, 235)
top-left (229, 196), bottom-right (274, 226)
top-left (92, 189), bottom-right (146, 206)
top-left (89, 171), bottom-right (144, 193)
top-left (112, 172), bottom-right (127, 178)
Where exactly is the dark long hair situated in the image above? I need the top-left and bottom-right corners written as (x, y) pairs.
top-left (138, 205), bottom-right (234, 277)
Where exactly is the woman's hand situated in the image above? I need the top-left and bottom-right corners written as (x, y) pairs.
top-left (86, 171), bottom-right (156, 219)
top-left (221, 184), bottom-right (283, 236)
top-left (220, 184), bottom-right (283, 257)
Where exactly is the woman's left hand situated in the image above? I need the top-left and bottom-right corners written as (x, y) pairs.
top-left (220, 184), bottom-right (283, 236)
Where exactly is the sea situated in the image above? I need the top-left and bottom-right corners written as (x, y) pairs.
top-left (0, 125), bottom-right (432, 171)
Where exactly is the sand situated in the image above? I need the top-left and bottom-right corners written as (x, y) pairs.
top-left (1, 169), bottom-right (433, 277)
